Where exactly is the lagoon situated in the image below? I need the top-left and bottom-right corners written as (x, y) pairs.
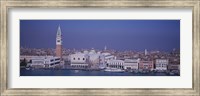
top-left (20, 68), bottom-right (178, 76)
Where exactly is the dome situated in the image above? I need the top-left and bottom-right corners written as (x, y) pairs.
top-left (102, 52), bottom-right (111, 56)
top-left (83, 50), bottom-right (89, 54)
top-left (89, 49), bottom-right (96, 54)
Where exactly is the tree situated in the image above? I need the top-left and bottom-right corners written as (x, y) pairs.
top-left (20, 58), bottom-right (27, 67)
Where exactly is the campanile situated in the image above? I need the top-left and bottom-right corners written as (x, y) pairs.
top-left (56, 25), bottom-right (62, 59)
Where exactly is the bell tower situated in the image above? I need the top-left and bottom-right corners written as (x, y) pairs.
top-left (56, 25), bottom-right (62, 59)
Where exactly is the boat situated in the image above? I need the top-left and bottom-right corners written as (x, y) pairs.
top-left (169, 72), bottom-right (175, 75)
top-left (133, 70), bottom-right (139, 73)
top-left (25, 67), bottom-right (30, 70)
top-left (104, 68), bottom-right (125, 72)
top-left (74, 70), bottom-right (79, 73)
top-left (25, 65), bottom-right (31, 70)
top-left (99, 64), bottom-right (106, 69)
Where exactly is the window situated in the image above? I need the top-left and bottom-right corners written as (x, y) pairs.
top-left (78, 58), bottom-right (80, 60)
top-left (83, 58), bottom-right (85, 60)
top-left (73, 58), bottom-right (75, 60)
top-left (50, 59), bottom-right (54, 62)
top-left (55, 58), bottom-right (60, 61)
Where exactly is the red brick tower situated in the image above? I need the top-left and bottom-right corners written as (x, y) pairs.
top-left (56, 25), bottom-right (62, 59)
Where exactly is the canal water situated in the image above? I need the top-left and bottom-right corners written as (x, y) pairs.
top-left (20, 68), bottom-right (178, 76)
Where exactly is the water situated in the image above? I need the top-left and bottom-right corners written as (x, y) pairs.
top-left (20, 68), bottom-right (178, 76)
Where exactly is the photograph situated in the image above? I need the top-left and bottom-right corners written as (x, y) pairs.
top-left (20, 20), bottom-right (180, 76)
top-left (1, 0), bottom-right (199, 95)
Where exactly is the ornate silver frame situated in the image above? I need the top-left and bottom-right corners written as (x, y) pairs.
top-left (0, 0), bottom-right (199, 95)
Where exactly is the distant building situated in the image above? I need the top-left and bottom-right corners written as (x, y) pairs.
top-left (102, 52), bottom-right (116, 64)
top-left (107, 60), bottom-right (124, 69)
top-left (139, 60), bottom-right (154, 70)
top-left (83, 50), bottom-right (89, 54)
top-left (104, 45), bottom-right (107, 51)
top-left (88, 49), bottom-right (100, 65)
top-left (155, 59), bottom-right (168, 70)
top-left (70, 49), bottom-right (117, 69)
top-left (56, 25), bottom-right (62, 59)
top-left (70, 53), bottom-right (88, 68)
top-left (124, 59), bottom-right (140, 70)
top-left (168, 64), bottom-right (180, 71)
top-left (20, 56), bottom-right (35, 61)
top-left (29, 56), bottom-right (61, 68)
top-left (145, 49), bottom-right (148, 56)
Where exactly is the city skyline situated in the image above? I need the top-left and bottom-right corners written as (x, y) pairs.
top-left (20, 20), bottom-right (180, 52)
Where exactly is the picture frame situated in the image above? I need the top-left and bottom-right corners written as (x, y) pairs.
top-left (0, 0), bottom-right (199, 96)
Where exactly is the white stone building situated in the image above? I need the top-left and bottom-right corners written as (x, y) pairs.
top-left (155, 59), bottom-right (169, 70)
top-left (70, 53), bottom-right (88, 67)
top-left (107, 60), bottom-right (124, 69)
top-left (70, 49), bottom-right (116, 69)
top-left (101, 52), bottom-right (116, 64)
top-left (30, 56), bottom-right (61, 68)
top-left (124, 59), bottom-right (140, 70)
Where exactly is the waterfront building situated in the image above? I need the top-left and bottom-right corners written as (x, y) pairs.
top-left (70, 53), bottom-right (89, 68)
top-left (155, 59), bottom-right (169, 70)
top-left (20, 55), bottom-right (35, 61)
top-left (29, 56), bottom-right (61, 68)
top-left (101, 52), bottom-right (116, 64)
top-left (70, 49), bottom-right (116, 69)
top-left (139, 60), bottom-right (154, 70)
top-left (56, 25), bottom-right (62, 59)
top-left (124, 59), bottom-right (140, 70)
top-left (168, 64), bottom-right (180, 71)
top-left (107, 60), bottom-right (124, 69)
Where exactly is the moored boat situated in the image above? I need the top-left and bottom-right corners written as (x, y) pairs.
top-left (74, 70), bottom-right (79, 73)
top-left (104, 68), bottom-right (125, 72)
top-left (25, 67), bottom-right (30, 70)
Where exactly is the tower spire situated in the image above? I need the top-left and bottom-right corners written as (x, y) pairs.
top-left (104, 45), bottom-right (107, 51)
top-left (57, 25), bottom-right (61, 36)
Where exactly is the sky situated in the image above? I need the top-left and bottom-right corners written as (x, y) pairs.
top-left (20, 20), bottom-right (180, 52)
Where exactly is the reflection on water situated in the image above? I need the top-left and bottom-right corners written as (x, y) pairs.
top-left (20, 68), bottom-right (179, 76)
